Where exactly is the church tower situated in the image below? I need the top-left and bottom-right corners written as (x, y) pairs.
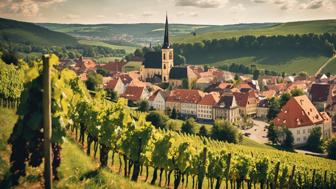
top-left (161, 14), bottom-right (174, 83)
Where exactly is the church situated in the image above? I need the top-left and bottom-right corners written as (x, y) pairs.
top-left (140, 14), bottom-right (195, 86)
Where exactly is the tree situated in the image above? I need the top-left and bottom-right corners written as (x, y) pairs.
top-left (290, 89), bottom-right (304, 97)
top-left (253, 69), bottom-right (260, 80)
top-left (306, 127), bottom-right (323, 153)
top-left (211, 119), bottom-right (240, 143)
top-left (96, 67), bottom-right (110, 77)
top-left (182, 78), bottom-right (189, 89)
top-left (298, 71), bottom-right (308, 79)
top-left (204, 64), bottom-right (209, 71)
top-left (281, 128), bottom-right (294, 150)
top-left (1, 51), bottom-right (18, 65)
top-left (279, 93), bottom-right (291, 107)
top-left (85, 72), bottom-right (103, 91)
top-left (199, 125), bottom-right (208, 137)
top-left (106, 89), bottom-right (117, 101)
top-left (171, 107), bottom-right (177, 119)
top-left (181, 118), bottom-right (197, 134)
top-left (267, 123), bottom-right (278, 145)
top-left (327, 138), bottom-right (336, 160)
top-left (138, 100), bottom-right (150, 112)
top-left (146, 111), bottom-right (168, 129)
top-left (267, 97), bottom-right (280, 121)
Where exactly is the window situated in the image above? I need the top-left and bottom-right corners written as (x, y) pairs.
top-left (297, 130), bottom-right (300, 134)
top-left (164, 64), bottom-right (166, 69)
top-left (163, 53), bottom-right (166, 60)
top-left (169, 52), bottom-right (173, 60)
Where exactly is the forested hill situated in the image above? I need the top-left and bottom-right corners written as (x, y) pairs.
top-left (0, 17), bottom-right (78, 46)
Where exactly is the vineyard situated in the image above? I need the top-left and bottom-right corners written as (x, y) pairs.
top-left (1, 54), bottom-right (336, 189)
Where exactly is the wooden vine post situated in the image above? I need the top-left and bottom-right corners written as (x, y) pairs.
top-left (43, 54), bottom-right (52, 189)
top-left (288, 165), bottom-right (295, 189)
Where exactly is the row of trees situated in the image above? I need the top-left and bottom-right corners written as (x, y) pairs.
top-left (218, 63), bottom-right (280, 78)
top-left (173, 33), bottom-right (336, 58)
top-left (146, 111), bottom-right (242, 144)
top-left (0, 43), bottom-right (126, 60)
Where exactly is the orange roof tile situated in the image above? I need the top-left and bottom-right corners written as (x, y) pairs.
top-left (273, 95), bottom-right (324, 128)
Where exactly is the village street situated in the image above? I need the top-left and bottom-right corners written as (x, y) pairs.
top-left (243, 119), bottom-right (269, 144)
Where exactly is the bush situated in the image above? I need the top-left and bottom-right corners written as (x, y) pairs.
top-left (138, 100), bottom-right (149, 112)
top-left (181, 118), bottom-right (197, 134)
top-left (327, 138), bottom-right (336, 160)
top-left (211, 119), bottom-right (240, 144)
top-left (199, 125), bottom-right (208, 137)
top-left (306, 127), bottom-right (323, 153)
top-left (146, 111), bottom-right (168, 129)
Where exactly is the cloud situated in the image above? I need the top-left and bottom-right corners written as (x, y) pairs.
top-left (63, 14), bottom-right (80, 19)
top-left (189, 12), bottom-right (199, 17)
top-left (0, 0), bottom-right (66, 17)
top-left (142, 11), bottom-right (155, 17)
top-left (251, 0), bottom-right (268, 3)
top-left (96, 15), bottom-right (105, 19)
top-left (230, 3), bottom-right (246, 13)
top-left (175, 0), bottom-right (227, 8)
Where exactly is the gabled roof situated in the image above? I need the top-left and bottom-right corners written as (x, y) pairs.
top-left (233, 91), bottom-right (258, 107)
top-left (169, 67), bottom-right (188, 80)
top-left (215, 94), bottom-right (236, 109)
top-left (143, 51), bottom-right (162, 69)
top-left (121, 86), bottom-right (145, 101)
top-left (260, 90), bottom-right (276, 99)
top-left (273, 95), bottom-right (324, 128)
top-left (104, 78), bottom-right (121, 90)
top-left (310, 83), bottom-right (330, 102)
top-left (148, 90), bottom-right (169, 101)
top-left (167, 89), bottom-right (204, 104)
top-left (198, 93), bottom-right (219, 106)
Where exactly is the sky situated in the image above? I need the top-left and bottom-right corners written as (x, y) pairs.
top-left (0, 0), bottom-right (335, 25)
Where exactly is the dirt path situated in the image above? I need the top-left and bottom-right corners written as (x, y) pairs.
top-left (315, 55), bottom-right (336, 76)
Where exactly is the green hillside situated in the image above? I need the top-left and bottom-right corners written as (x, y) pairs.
top-left (173, 19), bottom-right (336, 43)
top-left (185, 51), bottom-right (329, 75)
top-left (78, 39), bottom-right (137, 54)
top-left (0, 17), bottom-right (78, 46)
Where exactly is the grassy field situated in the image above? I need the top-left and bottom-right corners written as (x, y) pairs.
top-left (79, 39), bottom-right (137, 54)
top-left (186, 51), bottom-right (329, 75)
top-left (173, 20), bottom-right (336, 43)
top-left (321, 57), bottom-right (336, 74)
top-left (122, 61), bottom-right (142, 72)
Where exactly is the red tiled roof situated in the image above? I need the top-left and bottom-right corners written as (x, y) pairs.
top-left (105, 78), bottom-right (119, 90)
top-left (233, 91), bottom-right (258, 107)
top-left (167, 89), bottom-right (205, 104)
top-left (273, 95), bottom-right (324, 128)
top-left (100, 61), bottom-right (125, 73)
top-left (198, 93), bottom-right (220, 106)
top-left (260, 90), bottom-right (276, 99)
top-left (121, 86), bottom-right (144, 101)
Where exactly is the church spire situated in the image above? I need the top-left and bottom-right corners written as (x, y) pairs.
top-left (162, 13), bottom-right (170, 49)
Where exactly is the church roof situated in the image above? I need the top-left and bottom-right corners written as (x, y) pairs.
top-left (169, 67), bottom-right (188, 80)
top-left (143, 51), bottom-right (162, 69)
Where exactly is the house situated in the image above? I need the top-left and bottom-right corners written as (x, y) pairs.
top-left (256, 99), bottom-right (269, 119)
top-left (196, 93), bottom-right (219, 120)
top-left (99, 60), bottom-right (126, 74)
top-left (234, 91), bottom-right (258, 116)
top-left (148, 90), bottom-right (169, 111)
top-left (73, 56), bottom-right (96, 74)
top-left (166, 89), bottom-right (204, 117)
top-left (286, 81), bottom-right (308, 93)
top-left (121, 86), bottom-right (149, 103)
top-left (104, 78), bottom-right (125, 95)
top-left (309, 83), bottom-right (335, 111)
top-left (213, 94), bottom-right (240, 122)
top-left (195, 77), bottom-right (214, 90)
top-left (168, 66), bottom-right (198, 88)
top-left (205, 82), bottom-right (233, 94)
top-left (273, 95), bottom-right (332, 146)
top-left (259, 90), bottom-right (276, 99)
